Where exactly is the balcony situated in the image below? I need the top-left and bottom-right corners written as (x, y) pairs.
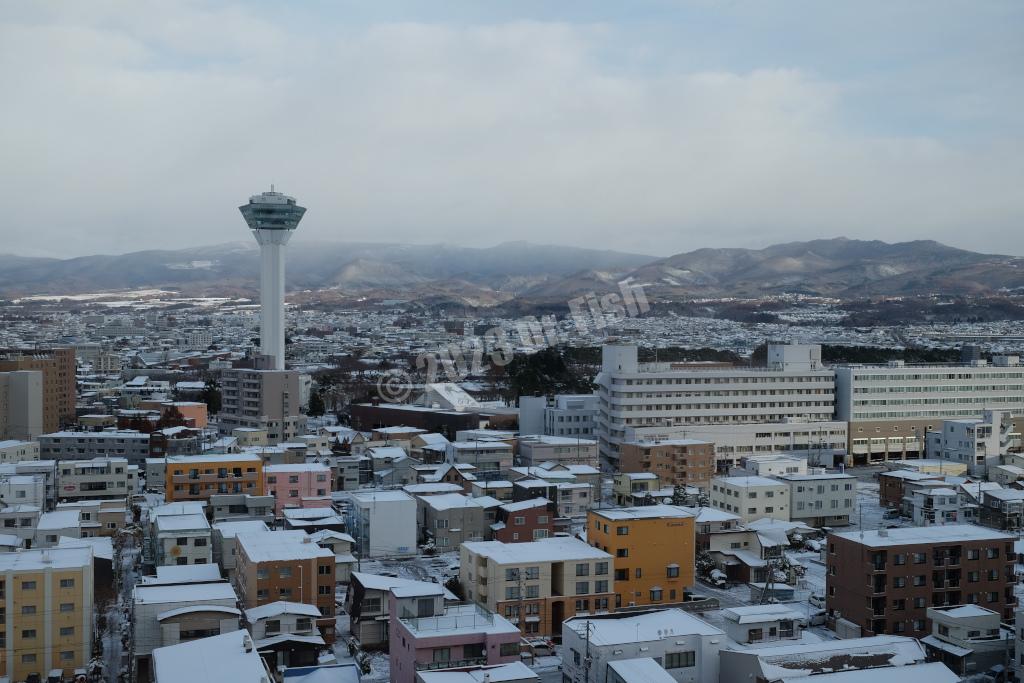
top-left (416, 657), bottom-right (488, 672)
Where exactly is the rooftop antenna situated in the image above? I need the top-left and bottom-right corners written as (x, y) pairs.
top-left (270, 183), bottom-right (275, 192)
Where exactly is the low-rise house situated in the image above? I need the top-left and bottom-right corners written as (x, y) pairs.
top-left (613, 472), bottom-right (661, 506)
top-left (978, 488), bottom-right (1024, 531)
top-left (0, 438), bottom-right (39, 462)
top-left (307, 529), bottom-right (357, 583)
top-left (150, 628), bottom-right (273, 683)
top-left (517, 435), bottom-right (599, 469)
top-left (778, 473), bottom-right (855, 526)
top-left (347, 571), bottom-right (456, 650)
top-left (416, 662), bottom-right (538, 683)
top-left (389, 600), bottom-right (520, 683)
top-left (680, 506), bottom-right (741, 551)
top-left (132, 575), bottom-right (241, 681)
top-left (56, 498), bottom-right (128, 537)
top-left (562, 609), bottom-right (724, 683)
top-left (468, 480), bottom-right (513, 501)
top-left (0, 459), bottom-right (58, 507)
top-left (511, 480), bottom-right (593, 517)
top-left (721, 604), bottom-right (804, 645)
top-left (207, 492), bottom-right (276, 524)
top-left (152, 509), bottom-right (213, 566)
top-left (367, 446), bottom-right (419, 487)
top-left (990, 464), bottom-right (1024, 487)
top-left (0, 503), bottom-right (40, 546)
top-left (491, 498), bottom-right (558, 543)
top-left (710, 476), bottom-right (790, 523)
top-left (921, 604), bottom-right (1014, 677)
top-left (34, 508), bottom-right (82, 547)
top-left (446, 441), bottom-right (513, 476)
top-left (418, 493), bottom-right (498, 550)
top-left (878, 469), bottom-right (945, 510)
top-left (906, 485), bottom-right (961, 526)
top-left (719, 634), bottom-right (930, 683)
top-left (0, 472), bottom-right (46, 508)
top-left (281, 506), bottom-right (347, 534)
top-left (737, 454), bottom-right (808, 477)
top-left (245, 600), bottom-right (322, 640)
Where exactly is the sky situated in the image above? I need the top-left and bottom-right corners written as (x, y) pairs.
top-left (1, 1), bottom-right (1022, 258)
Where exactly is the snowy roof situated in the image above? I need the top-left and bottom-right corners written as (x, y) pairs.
top-left (152, 629), bottom-right (269, 683)
top-left (36, 510), bottom-right (81, 530)
top-left (607, 658), bottom-right (676, 683)
top-left (777, 661), bottom-right (957, 683)
top-left (245, 600), bottom-right (322, 621)
top-left (347, 490), bottom-right (415, 504)
top-left (777, 473), bottom-right (854, 481)
top-left (932, 604), bottom-right (998, 619)
top-left (723, 604), bottom-right (804, 624)
top-left (307, 529), bottom-right (355, 544)
top-left (416, 662), bottom-right (538, 683)
top-left (0, 534), bottom-right (20, 547)
top-left (282, 507), bottom-right (340, 520)
top-left (500, 497), bottom-right (552, 512)
top-left (420, 493), bottom-right (491, 512)
top-left (400, 602), bottom-right (519, 637)
top-left (143, 564), bottom-right (224, 585)
top-left (716, 476), bottom-right (788, 488)
top-left (155, 513), bottom-right (210, 532)
top-left (741, 634), bottom-right (925, 678)
top-left (565, 608), bottom-right (723, 645)
top-left (624, 438), bottom-right (710, 447)
top-left (236, 531), bottom-right (333, 562)
top-left (0, 546), bottom-right (91, 572)
top-left (57, 536), bottom-right (113, 561)
top-left (213, 520), bottom-right (271, 538)
top-left (464, 537), bottom-right (611, 564)
top-left (832, 524), bottom-right (1012, 547)
top-left (255, 633), bottom-right (326, 649)
top-left (620, 472), bottom-right (659, 480)
top-left (158, 605), bottom-right (241, 621)
top-left (374, 426), bottom-right (427, 434)
top-left (352, 571), bottom-right (445, 596)
top-left (281, 663), bottom-right (362, 683)
top-left (134, 581), bottom-right (237, 605)
top-left (368, 446), bottom-right (408, 460)
top-left (879, 470), bottom-right (944, 481)
top-left (679, 506), bottom-right (741, 523)
top-left (165, 453), bottom-right (262, 464)
top-left (520, 435), bottom-right (598, 446)
top-left (592, 505), bottom-right (693, 521)
top-left (151, 501), bottom-right (207, 518)
top-left (403, 483), bottom-right (464, 494)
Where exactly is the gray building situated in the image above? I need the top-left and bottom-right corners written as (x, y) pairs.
top-left (777, 472), bottom-right (856, 526)
top-left (218, 368), bottom-right (305, 444)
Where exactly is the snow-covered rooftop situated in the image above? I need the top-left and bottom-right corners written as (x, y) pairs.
top-left (463, 537), bottom-right (612, 564)
top-left (151, 628), bottom-right (269, 683)
top-left (832, 524), bottom-right (1012, 547)
top-left (565, 608), bottom-right (723, 645)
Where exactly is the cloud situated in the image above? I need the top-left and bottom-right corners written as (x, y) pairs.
top-left (0, 2), bottom-right (1021, 258)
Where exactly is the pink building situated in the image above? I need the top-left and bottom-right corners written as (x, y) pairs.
top-left (388, 589), bottom-right (520, 683)
top-left (264, 463), bottom-right (333, 517)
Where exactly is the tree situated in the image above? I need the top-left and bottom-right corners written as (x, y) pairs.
top-left (308, 390), bottom-right (326, 417)
top-left (671, 484), bottom-right (688, 506)
top-left (157, 405), bottom-right (187, 429)
top-left (201, 378), bottom-right (222, 415)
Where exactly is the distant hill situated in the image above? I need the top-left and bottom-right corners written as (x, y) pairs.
top-left (529, 238), bottom-right (1024, 301)
top-left (1, 237), bottom-right (1021, 304)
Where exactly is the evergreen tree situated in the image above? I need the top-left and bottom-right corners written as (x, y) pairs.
top-left (201, 378), bottom-right (222, 414)
top-left (308, 390), bottom-right (326, 417)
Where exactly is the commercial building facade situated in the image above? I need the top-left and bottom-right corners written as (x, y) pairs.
top-left (164, 453), bottom-right (264, 502)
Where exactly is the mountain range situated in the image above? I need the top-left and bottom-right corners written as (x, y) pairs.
top-left (0, 238), bottom-right (1021, 305)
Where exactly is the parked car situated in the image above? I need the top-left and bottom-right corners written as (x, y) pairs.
top-left (809, 593), bottom-right (826, 608)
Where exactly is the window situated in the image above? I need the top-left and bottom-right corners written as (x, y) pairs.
top-left (318, 585), bottom-right (331, 595)
top-left (912, 553), bottom-right (926, 564)
top-left (60, 626), bottom-right (75, 636)
top-left (257, 568), bottom-right (269, 580)
top-left (526, 585), bottom-right (540, 598)
top-left (319, 564), bottom-right (331, 575)
top-left (968, 548), bottom-right (980, 560)
top-left (914, 597), bottom-right (926, 608)
top-left (279, 588), bottom-right (292, 598)
top-left (279, 567), bottom-right (292, 578)
top-left (176, 537), bottom-right (188, 546)
top-left (650, 588), bottom-right (663, 601)
top-left (265, 620), bottom-right (281, 635)
top-left (665, 651), bottom-right (696, 668)
top-left (616, 526), bottom-right (629, 535)
top-left (576, 563), bottom-right (590, 576)
top-left (22, 605), bottom-right (36, 614)
top-left (432, 647), bottom-right (450, 663)
top-left (595, 562), bottom-right (609, 575)
top-left (21, 580), bottom-right (36, 590)
top-left (60, 603), bottom-right (75, 612)
top-left (595, 580), bottom-right (609, 593)
top-left (987, 548), bottom-right (999, 559)
top-left (514, 516), bottom-right (526, 525)
top-left (296, 617), bottom-right (313, 631)
top-left (616, 548), bottom-right (628, 558)
top-left (21, 654), bottom-right (36, 664)
top-left (22, 629), bottom-right (36, 639)
top-left (667, 565), bottom-right (680, 578)
top-left (576, 581), bottom-right (590, 595)
top-left (500, 643), bottom-right (519, 657)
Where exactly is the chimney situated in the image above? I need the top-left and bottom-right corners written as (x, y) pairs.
top-left (243, 633), bottom-right (254, 653)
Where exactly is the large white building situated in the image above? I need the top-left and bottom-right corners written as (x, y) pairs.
top-left (835, 356), bottom-right (1024, 463)
top-left (710, 476), bottom-right (790, 523)
top-left (595, 343), bottom-right (836, 469)
top-left (345, 490), bottom-right (417, 559)
top-left (926, 410), bottom-right (1017, 477)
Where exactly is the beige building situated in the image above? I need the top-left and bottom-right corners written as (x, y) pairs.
top-left (219, 368), bottom-right (305, 444)
top-left (0, 348), bottom-right (76, 433)
top-left (0, 439), bottom-right (40, 463)
top-left (460, 537), bottom-right (614, 637)
top-left (0, 546), bottom-right (94, 681)
top-left (710, 476), bottom-right (791, 523)
top-left (57, 457), bottom-right (137, 502)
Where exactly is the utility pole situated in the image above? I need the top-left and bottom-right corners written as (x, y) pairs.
top-left (583, 619), bottom-right (593, 683)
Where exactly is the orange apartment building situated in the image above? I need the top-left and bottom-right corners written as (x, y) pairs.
top-left (235, 530), bottom-right (337, 642)
top-left (164, 453), bottom-right (264, 502)
top-left (0, 347), bottom-right (76, 432)
top-left (619, 439), bottom-right (715, 491)
top-left (588, 505), bottom-right (695, 609)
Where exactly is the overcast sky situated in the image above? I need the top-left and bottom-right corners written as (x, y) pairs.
top-left (1, 1), bottom-right (1022, 258)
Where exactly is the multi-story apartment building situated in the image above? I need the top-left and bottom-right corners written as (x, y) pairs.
top-left (491, 498), bottom-right (558, 543)
top-left (926, 410), bottom-right (1017, 477)
top-left (595, 343), bottom-right (836, 469)
top-left (0, 546), bottom-right (94, 682)
top-left (39, 430), bottom-right (152, 465)
top-left (218, 368), bottom-right (305, 443)
top-left (0, 348), bottom-right (76, 432)
top-left (264, 463), bottom-right (332, 517)
top-left (164, 453), bottom-right (264, 503)
top-left (460, 537), bottom-right (614, 638)
top-left (234, 530), bottom-right (336, 642)
top-left (709, 476), bottom-right (790, 523)
top-left (1, 460), bottom-right (57, 508)
top-left (56, 457), bottom-right (137, 502)
top-left (0, 370), bottom-right (43, 440)
top-left (562, 608), bottom-right (724, 683)
top-left (516, 435), bottom-right (599, 469)
top-left (835, 357), bottom-right (1024, 464)
top-left (777, 473), bottom-right (856, 527)
top-left (0, 504), bottom-right (40, 547)
top-left (619, 439), bottom-right (715, 491)
top-left (346, 490), bottom-right (417, 559)
top-left (418, 493), bottom-right (494, 550)
top-left (588, 505), bottom-right (695, 609)
top-left (0, 439), bottom-right (40, 463)
top-left (152, 509), bottom-right (213, 566)
top-left (738, 454), bottom-right (808, 477)
top-left (0, 473), bottom-right (46, 508)
top-left (826, 525), bottom-right (1016, 639)
top-left (518, 394), bottom-right (599, 438)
